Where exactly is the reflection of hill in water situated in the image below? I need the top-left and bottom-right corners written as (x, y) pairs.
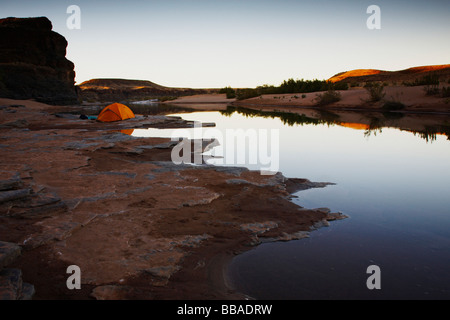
top-left (221, 106), bottom-right (450, 142)
top-left (76, 103), bottom-right (196, 116)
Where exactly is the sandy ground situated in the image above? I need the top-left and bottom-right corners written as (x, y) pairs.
top-left (0, 98), bottom-right (344, 300)
top-left (168, 87), bottom-right (450, 114)
top-left (234, 86), bottom-right (450, 113)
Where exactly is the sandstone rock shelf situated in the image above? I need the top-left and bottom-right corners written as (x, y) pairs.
top-left (0, 97), bottom-right (343, 300)
top-left (0, 241), bottom-right (35, 300)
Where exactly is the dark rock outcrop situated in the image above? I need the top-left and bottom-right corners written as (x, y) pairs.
top-left (0, 171), bottom-right (67, 220)
top-left (0, 242), bottom-right (35, 300)
top-left (0, 17), bottom-right (78, 105)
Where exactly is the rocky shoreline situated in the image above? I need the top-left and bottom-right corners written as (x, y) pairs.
top-left (0, 98), bottom-right (346, 300)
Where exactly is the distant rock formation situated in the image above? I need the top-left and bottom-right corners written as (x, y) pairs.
top-left (0, 17), bottom-right (78, 105)
top-left (328, 64), bottom-right (450, 84)
top-left (78, 78), bottom-right (215, 103)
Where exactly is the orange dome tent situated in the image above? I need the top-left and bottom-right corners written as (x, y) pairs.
top-left (97, 103), bottom-right (135, 122)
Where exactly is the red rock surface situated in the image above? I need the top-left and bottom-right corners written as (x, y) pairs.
top-left (0, 98), bottom-right (343, 300)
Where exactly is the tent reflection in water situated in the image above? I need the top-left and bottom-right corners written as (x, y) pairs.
top-left (97, 103), bottom-right (135, 122)
top-left (119, 129), bottom-right (134, 135)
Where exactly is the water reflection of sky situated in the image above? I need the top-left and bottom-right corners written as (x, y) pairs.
top-left (133, 110), bottom-right (450, 299)
top-left (133, 110), bottom-right (450, 216)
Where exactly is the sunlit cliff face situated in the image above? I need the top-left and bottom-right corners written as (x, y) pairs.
top-left (328, 69), bottom-right (383, 83)
top-left (328, 65), bottom-right (450, 83)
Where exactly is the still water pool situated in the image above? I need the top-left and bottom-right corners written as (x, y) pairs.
top-left (133, 107), bottom-right (450, 299)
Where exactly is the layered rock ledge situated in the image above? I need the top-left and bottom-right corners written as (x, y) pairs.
top-left (0, 98), bottom-right (345, 300)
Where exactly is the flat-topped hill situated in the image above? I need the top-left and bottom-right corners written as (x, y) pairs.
top-left (78, 78), bottom-right (170, 91)
top-left (77, 78), bottom-right (215, 102)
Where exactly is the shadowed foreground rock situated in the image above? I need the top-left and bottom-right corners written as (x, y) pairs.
top-left (0, 242), bottom-right (35, 300)
top-left (0, 98), bottom-right (346, 300)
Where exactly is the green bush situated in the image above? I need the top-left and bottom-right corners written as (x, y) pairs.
top-left (315, 89), bottom-right (341, 106)
top-left (382, 101), bottom-right (405, 111)
top-left (233, 77), bottom-right (349, 97)
top-left (403, 73), bottom-right (440, 87)
top-left (259, 78), bottom-right (332, 95)
top-left (231, 77), bottom-right (350, 100)
top-left (235, 88), bottom-right (260, 100)
top-left (424, 85), bottom-right (440, 96)
top-left (421, 73), bottom-right (440, 85)
top-left (364, 82), bottom-right (386, 102)
top-left (256, 84), bottom-right (278, 95)
top-left (333, 82), bottom-right (349, 90)
top-left (442, 87), bottom-right (450, 98)
top-left (219, 86), bottom-right (236, 99)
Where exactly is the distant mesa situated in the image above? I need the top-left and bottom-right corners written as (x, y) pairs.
top-left (79, 79), bottom-right (169, 91)
top-left (328, 69), bottom-right (383, 83)
top-left (328, 64), bottom-right (450, 84)
top-left (78, 78), bottom-right (213, 103)
top-left (0, 17), bottom-right (78, 105)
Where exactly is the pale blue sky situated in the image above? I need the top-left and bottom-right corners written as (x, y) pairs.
top-left (1, 0), bottom-right (449, 87)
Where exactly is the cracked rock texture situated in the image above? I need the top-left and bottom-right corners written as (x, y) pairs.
top-left (0, 98), bottom-right (344, 300)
